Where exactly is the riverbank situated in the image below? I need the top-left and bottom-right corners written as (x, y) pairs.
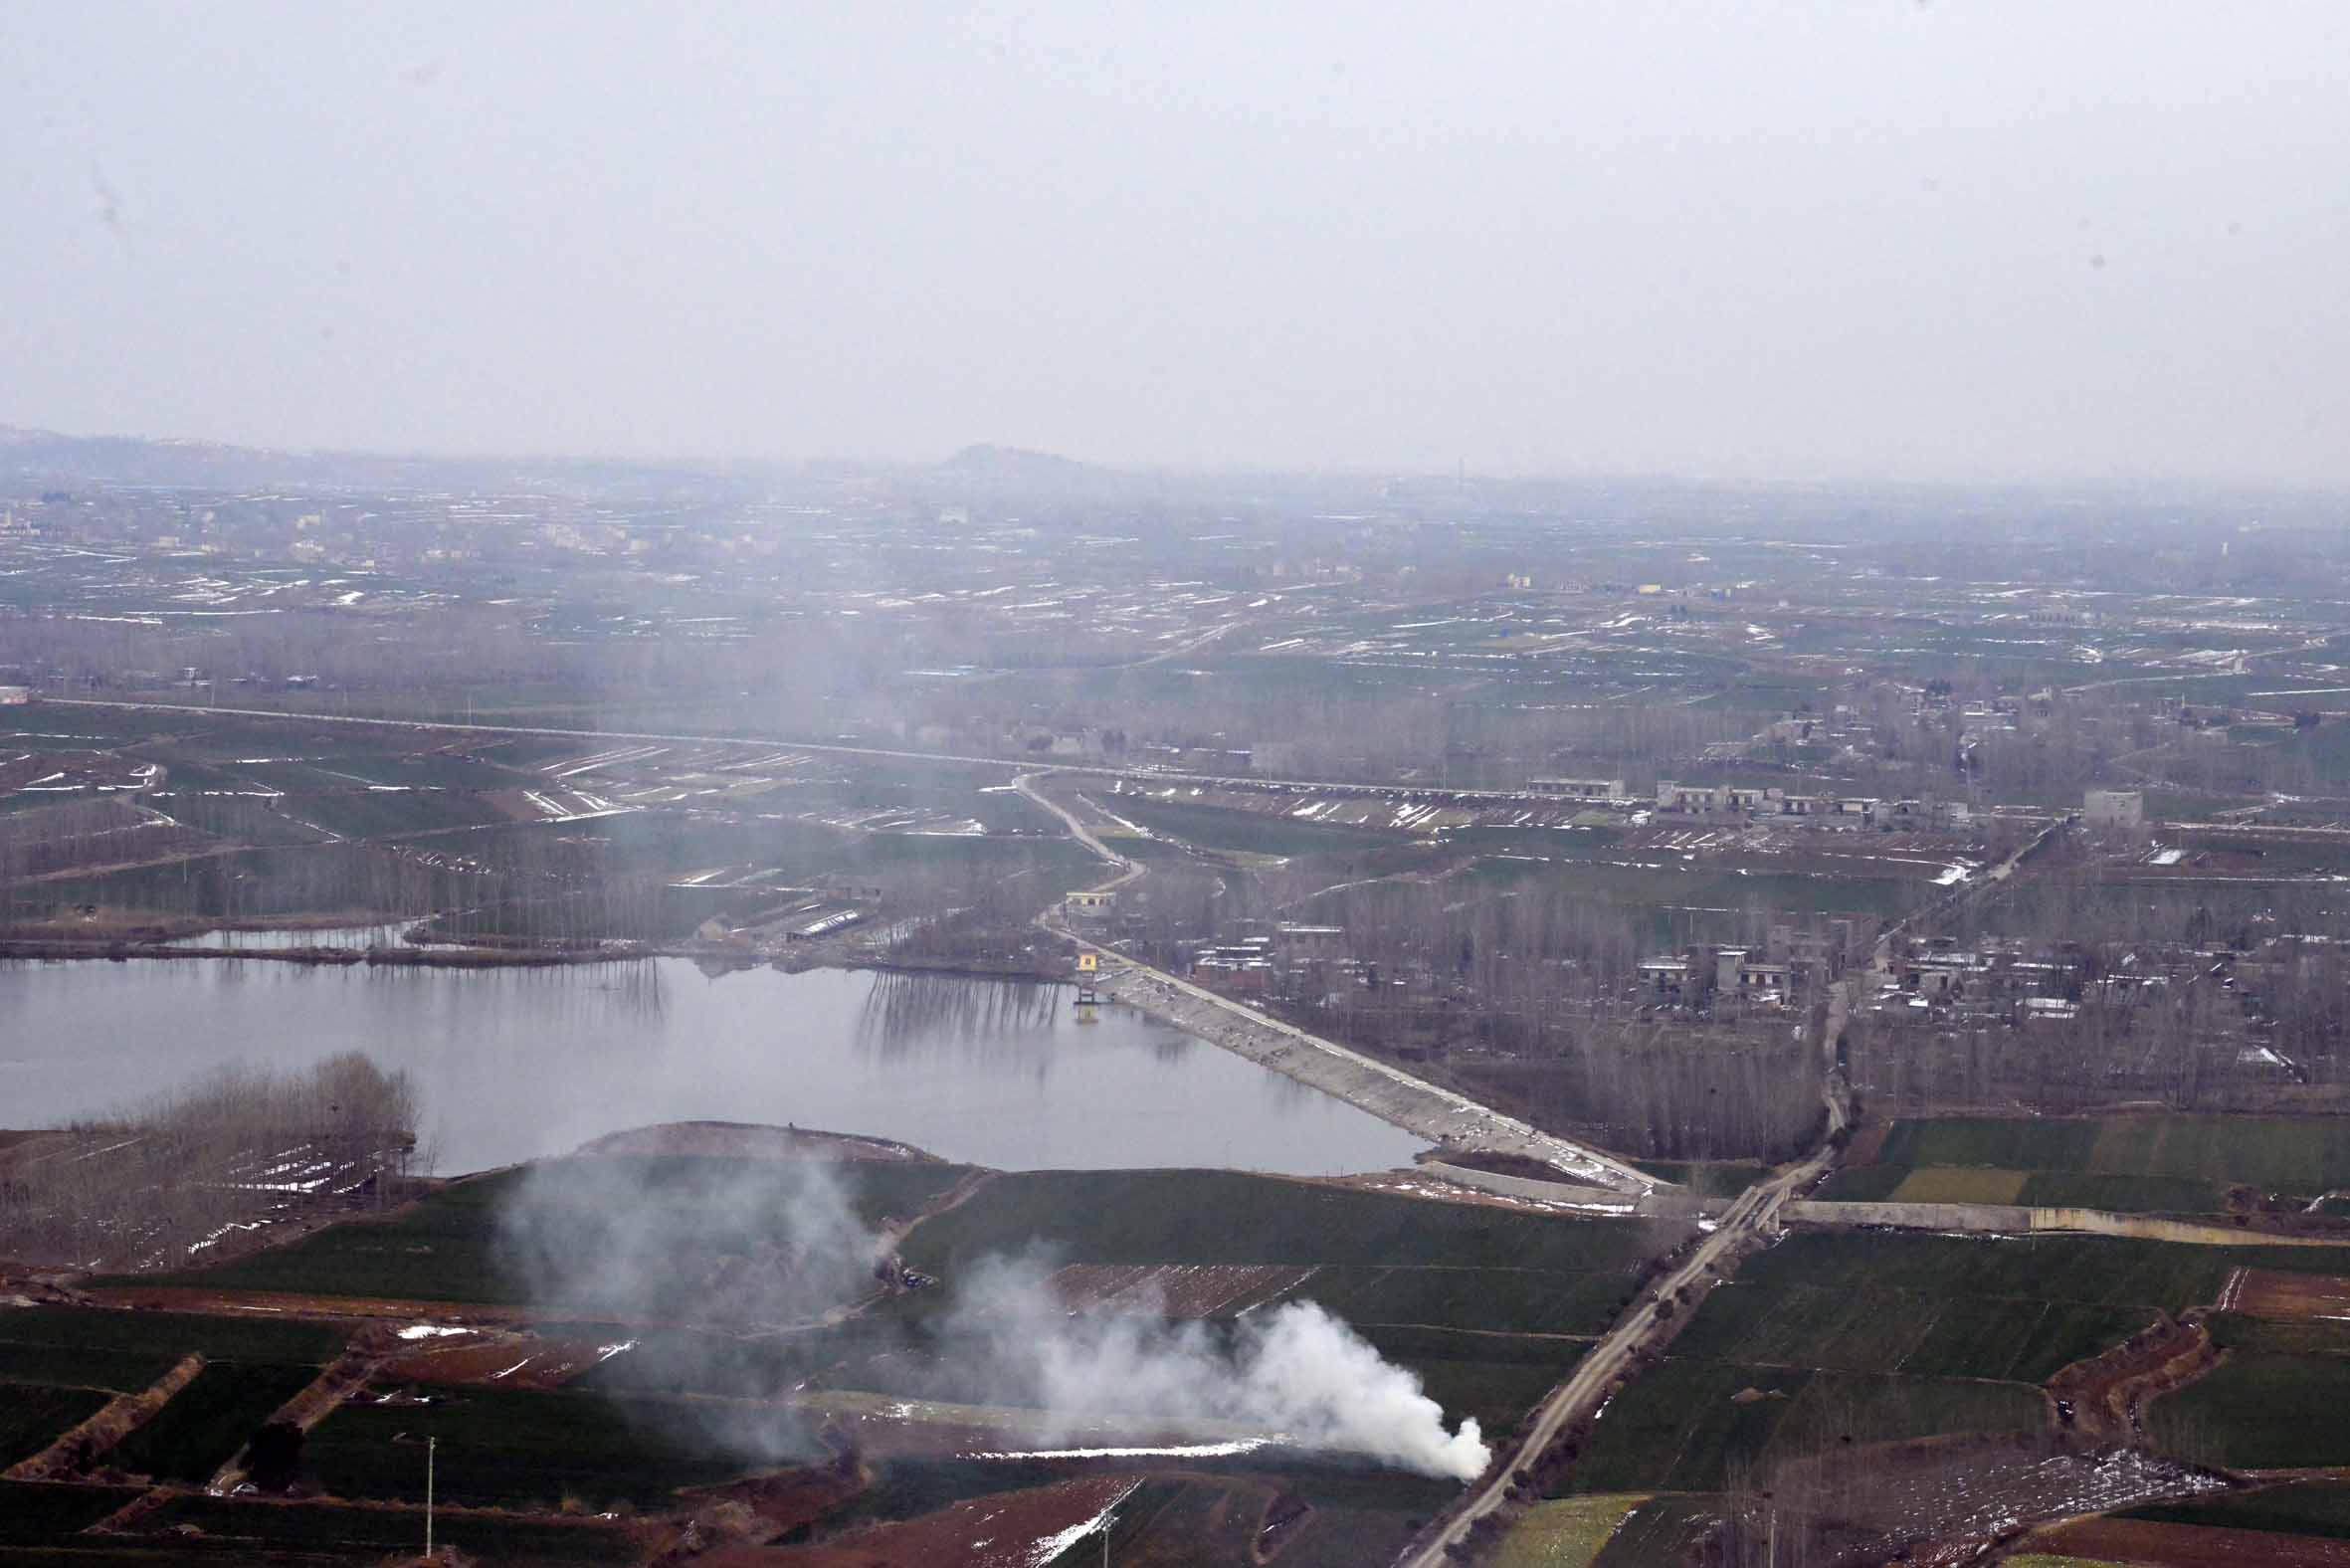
top-left (0, 932), bottom-right (1067, 979)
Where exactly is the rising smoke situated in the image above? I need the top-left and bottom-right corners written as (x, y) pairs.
top-left (949, 1251), bottom-right (1489, 1480)
top-left (495, 1154), bottom-right (1489, 1481)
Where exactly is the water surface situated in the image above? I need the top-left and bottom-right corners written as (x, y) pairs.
top-left (0, 958), bottom-right (1425, 1176)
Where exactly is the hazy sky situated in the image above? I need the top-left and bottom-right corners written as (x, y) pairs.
top-left (4, 4), bottom-right (2347, 483)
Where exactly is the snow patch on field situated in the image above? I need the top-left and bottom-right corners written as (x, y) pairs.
top-left (1022, 1479), bottom-right (1144, 1565)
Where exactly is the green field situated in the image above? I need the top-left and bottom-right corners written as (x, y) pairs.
top-left (1826, 1114), bottom-right (2350, 1213)
top-left (0, 1305), bottom-right (348, 1368)
top-left (1494, 1493), bottom-right (1651, 1567)
top-left (2125, 1479), bottom-right (2350, 1539)
top-left (0, 1341), bottom-right (180, 1393)
top-left (1564, 1359), bottom-right (2039, 1493)
top-left (1679, 1231), bottom-right (2229, 1363)
top-left (307, 1384), bottom-right (822, 1509)
top-left (1038, 1476), bottom-right (1251, 1567)
top-left (130, 1158), bottom-right (968, 1308)
top-left (108, 1362), bottom-right (319, 1483)
top-left (1585, 1229), bottom-right (2350, 1494)
top-left (1296, 1264), bottom-right (1633, 1336)
top-left (1588, 1494), bottom-right (1729, 1567)
top-left (136, 1496), bottom-right (644, 1565)
top-left (0, 1484), bottom-right (146, 1545)
top-left (1886, 1166), bottom-right (2028, 1204)
top-left (897, 1169), bottom-right (1692, 1275)
top-left (1358, 1325), bottom-right (1593, 1439)
top-left (2149, 1340), bottom-right (2350, 1469)
top-left (1880, 1113), bottom-right (2350, 1190)
top-left (0, 1385), bottom-right (109, 1468)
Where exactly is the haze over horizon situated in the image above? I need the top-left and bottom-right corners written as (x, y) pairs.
top-left (5, 3), bottom-right (2347, 487)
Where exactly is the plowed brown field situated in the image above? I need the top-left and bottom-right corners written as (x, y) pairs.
top-left (2034, 1516), bottom-right (2350, 1566)
top-left (723, 1475), bottom-right (1137, 1566)
top-left (2225, 1268), bottom-right (2350, 1321)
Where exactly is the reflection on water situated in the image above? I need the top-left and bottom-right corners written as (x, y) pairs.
top-left (857, 972), bottom-right (1065, 1066)
top-left (0, 957), bottom-right (1423, 1178)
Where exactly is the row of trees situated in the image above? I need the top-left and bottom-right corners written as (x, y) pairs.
top-left (0, 1052), bottom-right (421, 1272)
top-left (0, 796), bottom-right (203, 888)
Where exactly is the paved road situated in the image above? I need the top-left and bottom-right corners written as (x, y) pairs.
top-left (1399, 1143), bottom-right (1829, 1568)
top-left (1405, 815), bottom-right (2074, 1561)
top-left (1014, 770), bottom-right (1657, 1194)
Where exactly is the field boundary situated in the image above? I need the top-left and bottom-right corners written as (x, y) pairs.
top-left (3, 1351), bottom-right (204, 1480)
top-left (1788, 1199), bottom-right (2350, 1247)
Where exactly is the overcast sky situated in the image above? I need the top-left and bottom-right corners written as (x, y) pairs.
top-left (3, 4), bottom-right (2346, 484)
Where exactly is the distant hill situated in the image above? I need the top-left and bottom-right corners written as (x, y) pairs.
top-left (0, 422), bottom-right (1144, 500)
top-left (938, 443), bottom-right (1095, 478)
top-left (0, 424), bottom-right (737, 497)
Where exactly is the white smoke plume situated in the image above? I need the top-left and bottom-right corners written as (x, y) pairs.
top-left (946, 1252), bottom-right (1487, 1480)
top-left (497, 1156), bottom-right (1489, 1482)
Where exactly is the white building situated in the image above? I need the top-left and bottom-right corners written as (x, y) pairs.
top-left (2084, 789), bottom-right (2145, 829)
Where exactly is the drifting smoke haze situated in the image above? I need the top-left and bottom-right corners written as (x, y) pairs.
top-left (495, 1156), bottom-right (882, 1322)
top-left (494, 1154), bottom-right (1488, 1481)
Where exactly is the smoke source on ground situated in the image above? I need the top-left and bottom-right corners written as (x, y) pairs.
top-left (494, 1156), bottom-right (1488, 1481)
top-left (951, 1251), bottom-right (1488, 1480)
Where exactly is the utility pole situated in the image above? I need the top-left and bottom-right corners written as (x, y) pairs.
top-left (425, 1436), bottom-right (436, 1560)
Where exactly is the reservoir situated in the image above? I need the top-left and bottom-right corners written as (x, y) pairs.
top-left (0, 958), bottom-right (1427, 1176)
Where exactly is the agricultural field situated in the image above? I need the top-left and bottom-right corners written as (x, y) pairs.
top-left (2125, 1479), bottom-right (2350, 1540)
top-left (1, 1156), bottom-right (1698, 1565)
top-left (0, 1483), bottom-right (146, 1544)
top-left (0, 1385), bottom-right (110, 1468)
top-left (0, 1303), bottom-right (349, 1368)
top-left (106, 1361), bottom-right (320, 1482)
top-left (305, 1383), bottom-right (823, 1510)
top-left (1819, 1113), bottom-right (2350, 1212)
top-left (126, 1156), bottom-right (969, 1307)
top-left (895, 1168), bottom-right (1692, 1275)
top-left (1492, 1492), bottom-right (1651, 1567)
top-left (2150, 1316), bottom-right (2350, 1470)
top-left (1564, 1358), bottom-right (2041, 1494)
top-left (136, 1496), bottom-right (644, 1566)
top-left (1564, 1227), bottom-right (2350, 1499)
top-left (1583, 1493), bottom-right (1731, 1566)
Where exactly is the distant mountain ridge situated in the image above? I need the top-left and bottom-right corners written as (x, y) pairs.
top-left (0, 424), bottom-right (756, 495)
top-left (0, 423), bottom-right (1127, 496)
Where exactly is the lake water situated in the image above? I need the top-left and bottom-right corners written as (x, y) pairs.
top-left (0, 958), bottom-right (1426, 1176)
